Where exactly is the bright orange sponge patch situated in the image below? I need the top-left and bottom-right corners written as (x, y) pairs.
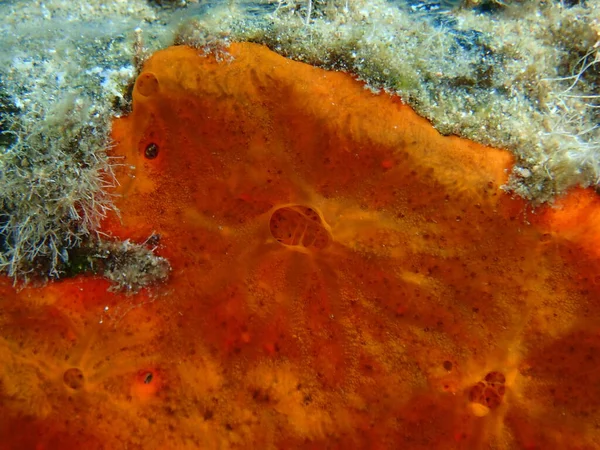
top-left (1, 43), bottom-right (600, 449)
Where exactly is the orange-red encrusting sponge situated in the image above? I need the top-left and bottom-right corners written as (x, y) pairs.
top-left (1, 42), bottom-right (600, 449)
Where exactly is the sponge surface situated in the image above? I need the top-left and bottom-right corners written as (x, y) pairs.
top-left (1, 43), bottom-right (599, 449)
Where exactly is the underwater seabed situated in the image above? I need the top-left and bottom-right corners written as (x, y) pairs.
top-left (1, 41), bottom-right (600, 449)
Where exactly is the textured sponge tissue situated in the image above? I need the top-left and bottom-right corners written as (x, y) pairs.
top-left (1, 43), bottom-right (600, 449)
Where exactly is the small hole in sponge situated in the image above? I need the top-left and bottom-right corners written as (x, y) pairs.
top-left (136, 72), bottom-right (160, 97)
top-left (132, 369), bottom-right (161, 400)
top-left (269, 205), bottom-right (331, 250)
top-left (484, 371), bottom-right (506, 385)
top-left (145, 143), bottom-right (159, 159)
top-left (143, 372), bottom-right (153, 384)
top-left (443, 360), bottom-right (453, 371)
top-left (63, 368), bottom-right (85, 390)
top-left (469, 371), bottom-right (506, 410)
